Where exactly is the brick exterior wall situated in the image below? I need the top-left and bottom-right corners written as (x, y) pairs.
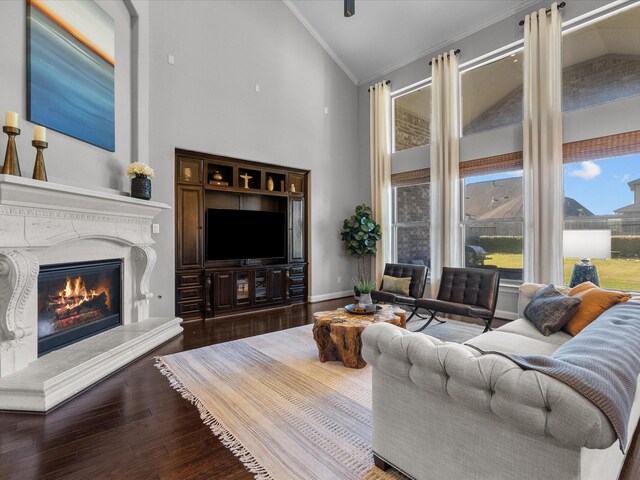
top-left (395, 183), bottom-right (430, 265)
top-left (392, 55), bottom-right (640, 266)
top-left (464, 54), bottom-right (640, 135)
top-left (395, 105), bottom-right (430, 152)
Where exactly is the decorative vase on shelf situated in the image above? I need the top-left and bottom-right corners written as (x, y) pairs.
top-left (267, 176), bottom-right (274, 191)
top-left (213, 170), bottom-right (223, 181)
top-left (131, 175), bottom-right (152, 200)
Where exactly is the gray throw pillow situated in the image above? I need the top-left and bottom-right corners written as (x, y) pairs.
top-left (524, 284), bottom-right (581, 336)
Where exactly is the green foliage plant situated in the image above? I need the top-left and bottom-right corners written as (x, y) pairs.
top-left (353, 278), bottom-right (376, 294)
top-left (340, 204), bottom-right (382, 280)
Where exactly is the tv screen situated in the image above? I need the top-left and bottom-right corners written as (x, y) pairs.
top-left (206, 209), bottom-right (287, 261)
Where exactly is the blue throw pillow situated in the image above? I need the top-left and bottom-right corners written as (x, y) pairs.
top-left (524, 284), bottom-right (582, 336)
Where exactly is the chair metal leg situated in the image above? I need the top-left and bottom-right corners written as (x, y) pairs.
top-left (406, 307), bottom-right (428, 322)
top-left (483, 317), bottom-right (494, 333)
top-left (412, 310), bottom-right (445, 332)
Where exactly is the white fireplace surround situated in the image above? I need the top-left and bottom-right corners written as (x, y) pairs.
top-left (0, 174), bottom-right (182, 412)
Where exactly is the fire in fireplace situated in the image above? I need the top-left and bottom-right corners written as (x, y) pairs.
top-left (38, 259), bottom-right (122, 356)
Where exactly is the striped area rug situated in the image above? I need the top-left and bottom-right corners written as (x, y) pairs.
top-left (408, 318), bottom-right (484, 343)
top-left (156, 325), bottom-right (405, 480)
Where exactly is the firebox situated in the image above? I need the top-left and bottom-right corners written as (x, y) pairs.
top-left (37, 259), bottom-right (122, 357)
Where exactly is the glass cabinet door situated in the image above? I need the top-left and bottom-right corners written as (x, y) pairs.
top-left (235, 271), bottom-right (251, 306)
top-left (255, 270), bottom-right (268, 303)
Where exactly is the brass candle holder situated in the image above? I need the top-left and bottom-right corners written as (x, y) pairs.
top-left (2, 126), bottom-right (21, 176)
top-left (32, 140), bottom-right (48, 181)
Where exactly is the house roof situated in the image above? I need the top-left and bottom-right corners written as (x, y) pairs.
top-left (628, 178), bottom-right (640, 187)
top-left (464, 177), bottom-right (594, 220)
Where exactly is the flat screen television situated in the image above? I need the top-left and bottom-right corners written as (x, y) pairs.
top-left (206, 209), bottom-right (287, 261)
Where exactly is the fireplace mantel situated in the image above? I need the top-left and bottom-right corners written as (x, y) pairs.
top-left (0, 175), bottom-right (182, 412)
top-left (0, 174), bottom-right (167, 247)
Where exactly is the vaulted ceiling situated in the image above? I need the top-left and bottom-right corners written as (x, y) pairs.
top-left (283, 0), bottom-right (541, 85)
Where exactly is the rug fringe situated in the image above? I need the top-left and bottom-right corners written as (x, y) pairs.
top-left (154, 356), bottom-right (273, 480)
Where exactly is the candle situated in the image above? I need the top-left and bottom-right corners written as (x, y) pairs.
top-left (4, 111), bottom-right (19, 128)
top-left (34, 126), bottom-right (46, 142)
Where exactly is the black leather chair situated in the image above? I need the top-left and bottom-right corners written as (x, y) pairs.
top-left (370, 263), bottom-right (428, 321)
top-left (414, 267), bottom-right (500, 333)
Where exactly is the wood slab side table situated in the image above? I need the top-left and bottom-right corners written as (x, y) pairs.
top-left (312, 306), bottom-right (406, 369)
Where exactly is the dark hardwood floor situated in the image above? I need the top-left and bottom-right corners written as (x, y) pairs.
top-left (1, 300), bottom-right (638, 480)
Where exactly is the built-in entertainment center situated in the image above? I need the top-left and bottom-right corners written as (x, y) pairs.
top-left (175, 149), bottom-right (309, 320)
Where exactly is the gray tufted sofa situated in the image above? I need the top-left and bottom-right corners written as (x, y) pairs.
top-left (361, 283), bottom-right (640, 480)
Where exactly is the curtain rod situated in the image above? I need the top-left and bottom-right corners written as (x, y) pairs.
top-left (519, 1), bottom-right (566, 26)
top-left (428, 49), bottom-right (461, 66)
top-left (368, 80), bottom-right (391, 93)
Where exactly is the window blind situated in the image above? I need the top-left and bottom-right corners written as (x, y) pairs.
top-left (391, 168), bottom-right (430, 187)
top-left (563, 130), bottom-right (640, 164)
top-left (459, 151), bottom-right (523, 178)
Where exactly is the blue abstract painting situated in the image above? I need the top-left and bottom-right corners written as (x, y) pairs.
top-left (28, 0), bottom-right (115, 151)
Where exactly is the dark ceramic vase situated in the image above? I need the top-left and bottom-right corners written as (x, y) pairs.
top-left (131, 175), bottom-right (152, 200)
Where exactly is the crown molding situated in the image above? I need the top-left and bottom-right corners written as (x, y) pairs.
top-left (357, 0), bottom-right (541, 86)
top-left (282, 0), bottom-right (359, 85)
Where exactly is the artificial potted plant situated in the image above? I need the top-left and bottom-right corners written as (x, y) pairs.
top-left (126, 162), bottom-right (155, 200)
top-left (352, 278), bottom-right (376, 307)
top-left (340, 204), bottom-right (382, 303)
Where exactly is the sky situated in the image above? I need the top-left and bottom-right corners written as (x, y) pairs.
top-left (564, 154), bottom-right (639, 215)
top-left (465, 154), bottom-right (640, 216)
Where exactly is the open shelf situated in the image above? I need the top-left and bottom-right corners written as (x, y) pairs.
top-left (237, 168), bottom-right (262, 190)
top-left (204, 184), bottom-right (288, 197)
top-left (206, 163), bottom-right (233, 187)
top-left (266, 171), bottom-right (287, 193)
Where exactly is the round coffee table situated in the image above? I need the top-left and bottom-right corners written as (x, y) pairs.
top-left (312, 305), bottom-right (407, 369)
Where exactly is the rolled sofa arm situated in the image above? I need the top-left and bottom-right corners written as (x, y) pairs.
top-left (362, 322), bottom-right (616, 449)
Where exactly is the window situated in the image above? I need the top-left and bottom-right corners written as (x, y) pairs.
top-left (461, 50), bottom-right (523, 136)
top-left (563, 141), bottom-right (640, 292)
top-left (393, 85), bottom-right (431, 152)
top-left (392, 178), bottom-right (430, 268)
top-left (562, 4), bottom-right (640, 112)
top-left (461, 154), bottom-right (524, 281)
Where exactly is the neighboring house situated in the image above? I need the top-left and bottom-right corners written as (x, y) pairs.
top-left (464, 177), bottom-right (594, 221)
top-left (615, 178), bottom-right (640, 215)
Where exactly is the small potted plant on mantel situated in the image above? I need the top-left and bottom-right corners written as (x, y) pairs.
top-left (126, 162), bottom-right (155, 200)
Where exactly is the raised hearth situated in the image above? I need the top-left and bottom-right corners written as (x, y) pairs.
top-left (0, 174), bottom-right (182, 411)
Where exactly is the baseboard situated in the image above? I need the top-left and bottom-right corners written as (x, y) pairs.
top-left (308, 290), bottom-right (353, 303)
top-left (495, 309), bottom-right (518, 321)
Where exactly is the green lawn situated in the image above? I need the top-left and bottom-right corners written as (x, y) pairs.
top-left (486, 253), bottom-right (640, 292)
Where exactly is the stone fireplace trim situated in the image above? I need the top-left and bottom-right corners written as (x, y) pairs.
top-left (0, 175), bottom-right (182, 412)
top-left (0, 250), bottom-right (38, 341)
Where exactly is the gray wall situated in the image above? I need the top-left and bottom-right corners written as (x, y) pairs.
top-left (1, 0), bottom-right (362, 318)
top-left (0, 0), bottom-right (133, 192)
top-left (357, 0), bottom-right (640, 317)
top-left (147, 0), bottom-right (362, 312)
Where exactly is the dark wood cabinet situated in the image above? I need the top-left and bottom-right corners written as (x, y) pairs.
top-left (212, 271), bottom-right (233, 311)
top-left (207, 266), bottom-right (289, 314)
top-left (289, 197), bottom-right (305, 264)
top-left (288, 263), bottom-right (306, 303)
top-left (176, 186), bottom-right (203, 270)
top-left (175, 149), bottom-right (308, 319)
top-left (176, 271), bottom-right (203, 320)
top-left (269, 267), bottom-right (286, 303)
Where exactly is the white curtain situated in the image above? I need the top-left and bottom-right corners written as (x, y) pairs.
top-left (429, 50), bottom-right (461, 297)
top-left (370, 81), bottom-right (392, 285)
top-left (523, 3), bottom-right (564, 285)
